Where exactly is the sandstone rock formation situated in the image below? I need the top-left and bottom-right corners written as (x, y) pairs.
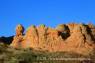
top-left (10, 24), bottom-right (24, 48)
top-left (10, 23), bottom-right (95, 55)
top-left (22, 25), bottom-right (39, 48)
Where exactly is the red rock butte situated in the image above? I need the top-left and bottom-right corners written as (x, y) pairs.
top-left (10, 23), bottom-right (95, 55)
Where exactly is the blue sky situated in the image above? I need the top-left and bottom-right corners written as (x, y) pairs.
top-left (0, 0), bottom-right (95, 36)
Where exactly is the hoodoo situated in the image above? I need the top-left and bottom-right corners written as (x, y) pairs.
top-left (10, 23), bottom-right (95, 55)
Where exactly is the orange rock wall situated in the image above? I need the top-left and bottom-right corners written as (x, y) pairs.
top-left (10, 23), bottom-right (95, 55)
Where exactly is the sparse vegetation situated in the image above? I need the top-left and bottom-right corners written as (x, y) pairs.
top-left (40, 24), bottom-right (45, 27)
top-left (0, 43), bottom-right (94, 63)
top-left (56, 24), bottom-right (70, 39)
top-left (26, 25), bottom-right (36, 31)
top-left (56, 24), bottom-right (70, 32)
top-left (0, 23), bottom-right (95, 63)
top-left (31, 25), bottom-right (36, 28)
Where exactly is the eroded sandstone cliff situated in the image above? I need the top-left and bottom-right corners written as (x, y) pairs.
top-left (10, 23), bottom-right (95, 55)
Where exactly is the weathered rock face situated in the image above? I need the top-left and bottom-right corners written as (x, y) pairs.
top-left (10, 24), bottom-right (24, 48)
top-left (10, 23), bottom-right (95, 55)
top-left (22, 25), bottom-right (39, 48)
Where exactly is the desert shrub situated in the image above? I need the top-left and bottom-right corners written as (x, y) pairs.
top-left (0, 44), bottom-right (94, 63)
top-left (56, 24), bottom-right (70, 39)
top-left (40, 24), bottom-right (45, 27)
top-left (31, 25), bottom-right (36, 28)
